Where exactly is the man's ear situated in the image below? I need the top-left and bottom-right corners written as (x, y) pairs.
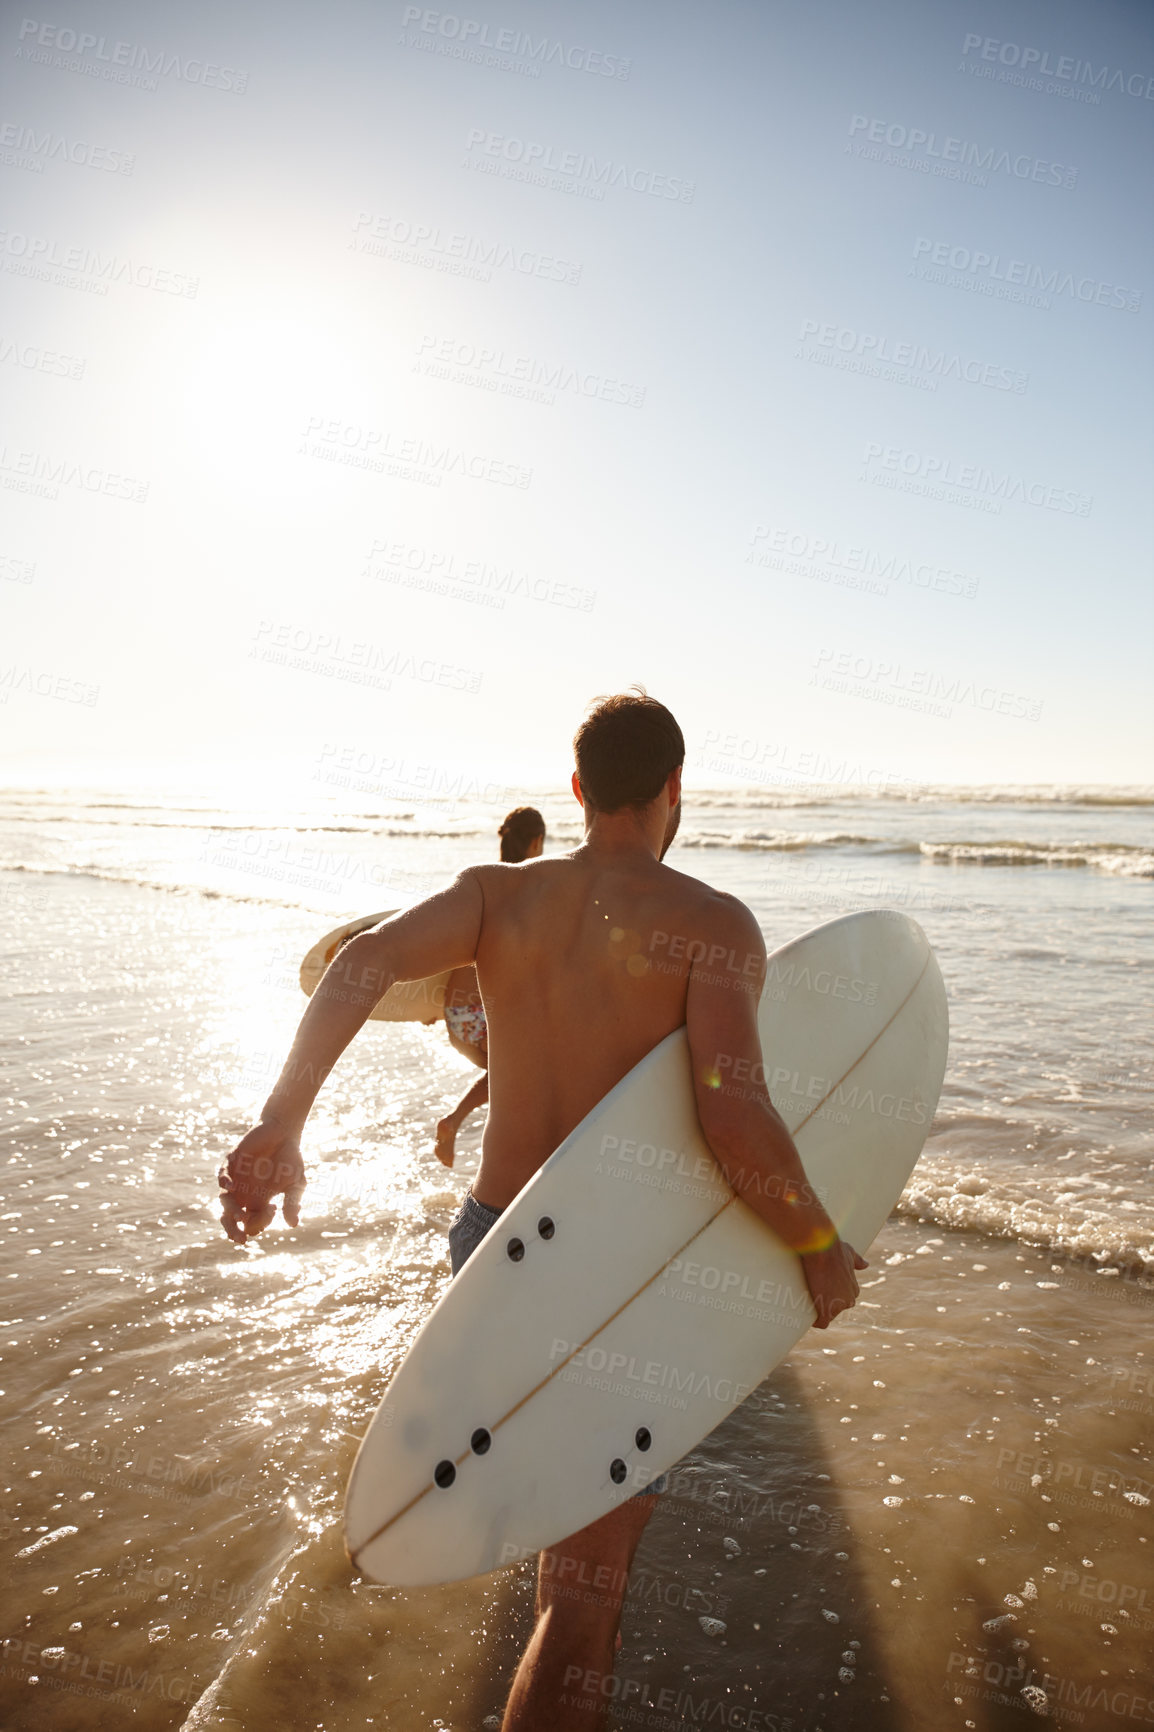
top-left (571, 770), bottom-right (585, 808)
top-left (668, 764), bottom-right (683, 804)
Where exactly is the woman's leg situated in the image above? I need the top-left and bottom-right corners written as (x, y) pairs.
top-left (435, 1038), bottom-right (489, 1167)
top-left (435, 1069), bottom-right (489, 1167)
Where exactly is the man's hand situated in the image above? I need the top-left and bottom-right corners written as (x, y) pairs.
top-left (217, 1119), bottom-right (306, 1246)
top-left (800, 1239), bottom-right (868, 1329)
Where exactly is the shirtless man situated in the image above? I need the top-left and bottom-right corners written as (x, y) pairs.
top-left (217, 691), bottom-right (866, 1731)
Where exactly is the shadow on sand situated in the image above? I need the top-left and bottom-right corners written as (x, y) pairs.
top-left (462, 1361), bottom-right (911, 1732)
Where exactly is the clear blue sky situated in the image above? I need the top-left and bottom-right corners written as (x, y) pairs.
top-left (2, 0), bottom-right (1151, 789)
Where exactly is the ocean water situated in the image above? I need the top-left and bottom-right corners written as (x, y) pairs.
top-left (1, 783), bottom-right (1151, 1730)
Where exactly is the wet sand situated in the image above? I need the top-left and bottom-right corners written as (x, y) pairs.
top-left (4, 1181), bottom-right (1151, 1726)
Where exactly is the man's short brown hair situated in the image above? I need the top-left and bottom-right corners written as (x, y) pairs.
top-left (573, 689), bottom-right (685, 813)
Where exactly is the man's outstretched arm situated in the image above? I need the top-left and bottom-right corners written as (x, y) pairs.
top-left (217, 870), bottom-right (484, 1243)
top-left (684, 895), bottom-right (867, 1327)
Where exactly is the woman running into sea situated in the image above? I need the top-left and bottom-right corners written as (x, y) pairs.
top-left (434, 805), bottom-right (546, 1166)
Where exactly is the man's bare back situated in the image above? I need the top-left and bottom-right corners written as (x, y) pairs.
top-left (471, 843), bottom-right (738, 1207)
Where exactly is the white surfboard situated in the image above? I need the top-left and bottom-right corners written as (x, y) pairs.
top-left (300, 911), bottom-right (452, 1024)
top-left (345, 909), bottom-right (948, 1586)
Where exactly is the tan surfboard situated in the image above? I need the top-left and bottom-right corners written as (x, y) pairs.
top-left (299, 910), bottom-right (452, 1023)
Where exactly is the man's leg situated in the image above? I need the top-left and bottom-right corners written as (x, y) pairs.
top-left (502, 1494), bottom-right (658, 1732)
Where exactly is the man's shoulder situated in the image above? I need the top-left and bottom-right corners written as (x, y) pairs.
top-left (657, 860), bottom-right (749, 912)
top-left (471, 856), bottom-right (567, 878)
top-left (657, 864), bottom-right (763, 936)
top-left (469, 856), bottom-right (570, 895)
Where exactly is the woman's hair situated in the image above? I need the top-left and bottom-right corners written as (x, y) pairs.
top-left (572, 688), bottom-right (685, 812)
top-left (499, 805), bottom-right (546, 862)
